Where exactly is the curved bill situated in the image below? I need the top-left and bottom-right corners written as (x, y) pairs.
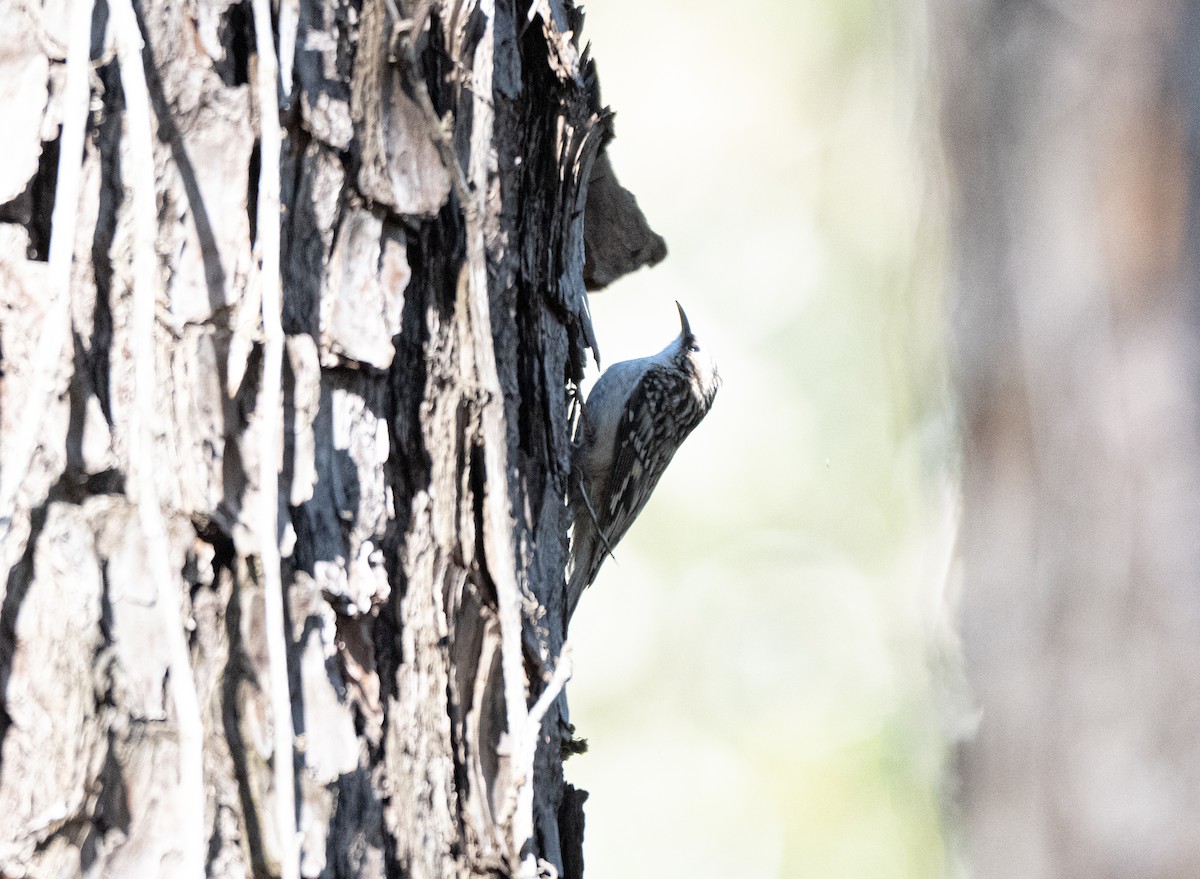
top-left (675, 301), bottom-right (693, 338)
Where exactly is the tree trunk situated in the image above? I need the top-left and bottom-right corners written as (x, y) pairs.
top-left (0, 0), bottom-right (663, 876)
top-left (937, 1), bottom-right (1200, 875)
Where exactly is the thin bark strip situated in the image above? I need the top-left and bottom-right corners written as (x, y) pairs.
top-left (112, 0), bottom-right (206, 874)
top-left (250, 0), bottom-right (300, 873)
top-left (453, 4), bottom-right (542, 869)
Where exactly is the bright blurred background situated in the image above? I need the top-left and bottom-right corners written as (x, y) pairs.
top-left (566, 1), bottom-right (960, 876)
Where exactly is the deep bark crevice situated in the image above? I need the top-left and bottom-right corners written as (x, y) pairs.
top-left (90, 69), bottom-right (122, 423)
top-left (221, 567), bottom-right (272, 879)
top-left (0, 496), bottom-right (51, 748)
top-left (12, 134), bottom-right (60, 262)
top-left (219, 2), bottom-right (254, 88)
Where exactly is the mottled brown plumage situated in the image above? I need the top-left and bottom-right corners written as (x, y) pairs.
top-left (567, 303), bottom-right (721, 621)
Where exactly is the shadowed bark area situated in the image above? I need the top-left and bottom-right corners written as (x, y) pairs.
top-left (0, 0), bottom-right (662, 875)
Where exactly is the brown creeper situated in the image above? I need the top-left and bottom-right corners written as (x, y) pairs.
top-left (567, 302), bottom-right (721, 621)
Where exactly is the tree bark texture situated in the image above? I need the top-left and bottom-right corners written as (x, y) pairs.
top-left (0, 0), bottom-right (663, 876)
top-left (938, 2), bottom-right (1200, 876)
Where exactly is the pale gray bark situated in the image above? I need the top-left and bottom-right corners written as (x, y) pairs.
top-left (938, 2), bottom-right (1200, 876)
top-left (0, 0), bottom-right (661, 876)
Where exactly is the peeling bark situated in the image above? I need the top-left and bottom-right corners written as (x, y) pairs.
top-left (0, 0), bottom-right (660, 875)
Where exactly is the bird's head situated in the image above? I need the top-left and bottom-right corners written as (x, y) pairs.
top-left (670, 302), bottom-right (721, 405)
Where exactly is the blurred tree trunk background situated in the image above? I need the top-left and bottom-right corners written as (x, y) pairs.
top-left (0, 0), bottom-right (663, 876)
top-left (937, 1), bottom-right (1200, 875)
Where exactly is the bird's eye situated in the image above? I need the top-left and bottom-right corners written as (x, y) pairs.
top-left (688, 343), bottom-right (700, 353)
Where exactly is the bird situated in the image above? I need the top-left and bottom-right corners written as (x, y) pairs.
top-left (566, 302), bottom-right (721, 623)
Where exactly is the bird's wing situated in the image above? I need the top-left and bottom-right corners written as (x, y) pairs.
top-left (576, 360), bottom-right (643, 466)
top-left (599, 366), bottom-right (682, 551)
